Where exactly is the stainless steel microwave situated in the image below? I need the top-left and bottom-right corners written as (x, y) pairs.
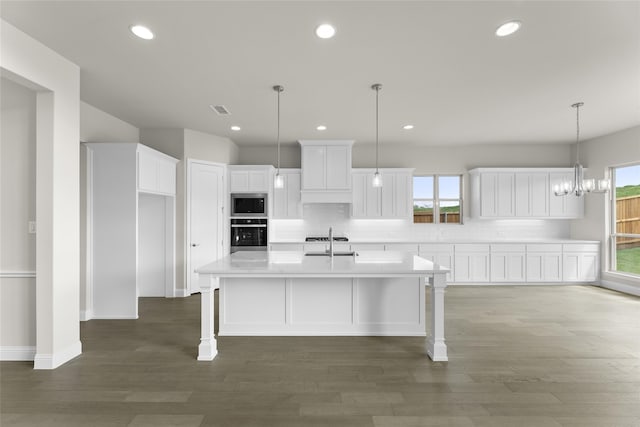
top-left (230, 193), bottom-right (267, 217)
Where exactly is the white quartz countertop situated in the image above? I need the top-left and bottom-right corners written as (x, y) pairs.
top-left (196, 251), bottom-right (449, 278)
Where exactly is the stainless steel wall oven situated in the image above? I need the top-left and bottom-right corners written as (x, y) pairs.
top-left (230, 218), bottom-right (268, 253)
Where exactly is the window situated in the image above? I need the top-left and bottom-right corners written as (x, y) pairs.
top-left (610, 163), bottom-right (640, 276)
top-left (413, 175), bottom-right (462, 224)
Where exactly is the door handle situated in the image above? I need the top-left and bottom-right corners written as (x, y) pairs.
top-left (191, 243), bottom-right (200, 247)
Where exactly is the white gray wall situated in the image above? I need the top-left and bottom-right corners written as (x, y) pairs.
top-left (1, 19), bottom-right (81, 368)
top-left (576, 125), bottom-right (640, 292)
top-left (0, 77), bottom-right (37, 355)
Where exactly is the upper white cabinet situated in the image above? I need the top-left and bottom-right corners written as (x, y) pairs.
top-left (351, 169), bottom-right (413, 219)
top-left (299, 140), bottom-right (353, 203)
top-left (549, 172), bottom-right (584, 218)
top-left (470, 168), bottom-right (583, 219)
top-left (272, 169), bottom-right (302, 219)
top-left (137, 145), bottom-right (177, 195)
top-left (228, 165), bottom-right (273, 193)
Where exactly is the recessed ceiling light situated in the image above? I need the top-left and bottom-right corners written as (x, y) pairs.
top-left (316, 24), bottom-right (336, 39)
top-left (495, 21), bottom-right (521, 37)
top-left (316, 125), bottom-right (327, 131)
top-left (230, 126), bottom-right (241, 131)
top-left (130, 25), bottom-right (154, 40)
top-left (403, 124), bottom-right (414, 130)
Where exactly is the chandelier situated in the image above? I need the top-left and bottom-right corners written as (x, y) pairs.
top-left (553, 102), bottom-right (610, 196)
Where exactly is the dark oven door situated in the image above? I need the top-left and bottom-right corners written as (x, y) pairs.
top-left (230, 219), bottom-right (268, 252)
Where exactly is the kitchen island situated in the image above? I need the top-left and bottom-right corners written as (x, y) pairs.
top-left (195, 251), bottom-right (449, 362)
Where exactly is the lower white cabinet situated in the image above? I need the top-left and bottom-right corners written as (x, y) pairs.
top-left (454, 244), bottom-right (490, 283)
top-left (419, 244), bottom-right (454, 281)
top-left (526, 244), bottom-right (563, 282)
top-left (562, 244), bottom-right (599, 282)
top-left (490, 244), bottom-right (526, 282)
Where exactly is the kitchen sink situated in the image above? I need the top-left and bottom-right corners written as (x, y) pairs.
top-left (304, 251), bottom-right (357, 257)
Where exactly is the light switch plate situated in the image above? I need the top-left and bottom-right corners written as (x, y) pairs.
top-left (28, 221), bottom-right (36, 234)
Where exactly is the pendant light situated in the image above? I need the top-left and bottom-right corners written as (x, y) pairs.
top-left (553, 102), bottom-right (610, 197)
top-left (273, 85), bottom-right (285, 189)
top-left (372, 83), bottom-right (383, 188)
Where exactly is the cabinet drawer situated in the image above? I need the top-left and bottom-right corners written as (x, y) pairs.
top-left (455, 244), bottom-right (490, 253)
top-left (490, 244), bottom-right (525, 252)
top-left (419, 243), bottom-right (455, 253)
top-left (562, 244), bottom-right (598, 253)
top-left (527, 244), bottom-right (562, 253)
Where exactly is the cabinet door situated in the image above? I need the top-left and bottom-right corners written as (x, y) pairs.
top-left (325, 145), bottom-right (350, 190)
top-left (229, 171), bottom-right (249, 192)
top-left (497, 173), bottom-right (515, 217)
top-left (351, 173), bottom-right (368, 218)
top-left (138, 151), bottom-right (157, 192)
top-left (491, 253), bottom-right (525, 282)
top-left (381, 173), bottom-right (396, 217)
top-left (273, 172), bottom-right (301, 219)
top-left (156, 157), bottom-right (176, 195)
top-left (249, 170), bottom-right (269, 192)
top-left (549, 172), bottom-right (584, 218)
top-left (302, 146), bottom-right (326, 190)
top-left (394, 172), bottom-right (412, 218)
top-left (529, 173), bottom-right (549, 217)
top-left (454, 253), bottom-right (489, 282)
top-left (480, 173), bottom-right (498, 217)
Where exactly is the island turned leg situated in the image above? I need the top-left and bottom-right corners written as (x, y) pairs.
top-left (197, 275), bottom-right (218, 361)
top-left (426, 273), bottom-right (448, 362)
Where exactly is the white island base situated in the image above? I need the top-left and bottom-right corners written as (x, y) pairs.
top-left (196, 251), bottom-right (448, 362)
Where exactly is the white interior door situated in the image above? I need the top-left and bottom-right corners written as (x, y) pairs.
top-left (188, 161), bottom-right (224, 294)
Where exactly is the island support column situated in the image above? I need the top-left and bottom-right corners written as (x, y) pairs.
top-left (197, 275), bottom-right (218, 361)
top-left (426, 273), bottom-right (448, 362)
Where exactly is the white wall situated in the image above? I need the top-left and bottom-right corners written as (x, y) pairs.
top-left (0, 77), bottom-right (37, 359)
top-left (576, 125), bottom-right (640, 293)
top-left (1, 19), bottom-right (81, 368)
top-left (184, 129), bottom-right (239, 165)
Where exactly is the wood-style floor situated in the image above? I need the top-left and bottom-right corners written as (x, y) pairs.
top-left (2, 285), bottom-right (639, 427)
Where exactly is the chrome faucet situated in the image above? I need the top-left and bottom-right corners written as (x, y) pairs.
top-left (328, 227), bottom-right (334, 257)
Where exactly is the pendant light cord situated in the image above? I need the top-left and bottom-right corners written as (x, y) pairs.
top-left (372, 83), bottom-right (382, 174)
top-left (572, 102), bottom-right (583, 164)
top-left (274, 85), bottom-right (284, 173)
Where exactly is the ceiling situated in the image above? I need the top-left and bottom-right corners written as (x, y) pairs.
top-left (2, 1), bottom-right (639, 147)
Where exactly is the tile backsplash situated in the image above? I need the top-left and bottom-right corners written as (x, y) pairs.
top-left (270, 203), bottom-right (570, 242)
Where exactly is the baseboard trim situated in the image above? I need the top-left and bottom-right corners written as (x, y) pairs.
top-left (34, 341), bottom-right (82, 370)
top-left (90, 315), bottom-right (138, 319)
top-left (599, 280), bottom-right (640, 297)
top-left (80, 309), bottom-right (93, 321)
top-left (0, 346), bottom-right (36, 361)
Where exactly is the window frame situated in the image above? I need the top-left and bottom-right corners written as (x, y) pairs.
top-left (609, 162), bottom-right (640, 277)
top-left (413, 174), bottom-right (464, 224)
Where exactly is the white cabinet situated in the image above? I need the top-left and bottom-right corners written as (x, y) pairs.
top-left (562, 243), bottom-right (599, 282)
top-left (351, 169), bottom-right (413, 219)
top-left (272, 169), bottom-right (302, 219)
top-left (515, 172), bottom-right (549, 217)
top-left (526, 244), bottom-right (562, 282)
top-left (299, 140), bottom-right (353, 203)
top-left (454, 244), bottom-right (490, 283)
top-left (85, 143), bottom-right (177, 319)
top-left (137, 145), bottom-right (177, 195)
top-left (549, 172), bottom-right (584, 218)
top-left (490, 244), bottom-right (526, 282)
top-left (228, 165), bottom-right (272, 193)
top-left (470, 168), bottom-right (583, 219)
top-left (419, 243), bottom-right (455, 281)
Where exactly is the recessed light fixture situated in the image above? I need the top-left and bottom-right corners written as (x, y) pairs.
top-left (230, 126), bottom-right (241, 131)
top-left (130, 24), bottom-right (154, 40)
top-left (316, 125), bottom-right (327, 131)
top-left (403, 124), bottom-right (414, 130)
top-left (495, 20), bottom-right (521, 37)
top-left (316, 24), bottom-right (336, 39)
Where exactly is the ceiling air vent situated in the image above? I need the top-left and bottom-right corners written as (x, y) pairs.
top-left (209, 104), bottom-right (231, 115)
